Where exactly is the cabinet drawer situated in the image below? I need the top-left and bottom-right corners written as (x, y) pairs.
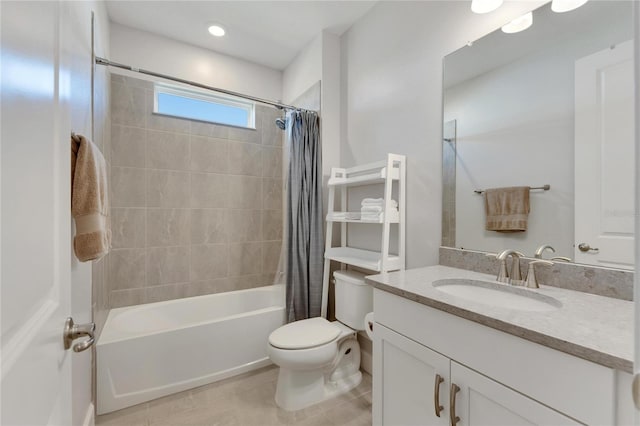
top-left (374, 289), bottom-right (615, 425)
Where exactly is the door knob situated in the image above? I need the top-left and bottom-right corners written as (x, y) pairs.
top-left (63, 317), bottom-right (95, 352)
top-left (578, 243), bottom-right (599, 253)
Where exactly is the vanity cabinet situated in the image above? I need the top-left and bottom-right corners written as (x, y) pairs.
top-left (372, 289), bottom-right (628, 425)
top-left (374, 323), bottom-right (578, 426)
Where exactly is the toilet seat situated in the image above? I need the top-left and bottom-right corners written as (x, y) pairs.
top-left (269, 317), bottom-right (341, 350)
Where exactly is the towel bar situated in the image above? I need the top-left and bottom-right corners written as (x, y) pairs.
top-left (474, 184), bottom-right (550, 194)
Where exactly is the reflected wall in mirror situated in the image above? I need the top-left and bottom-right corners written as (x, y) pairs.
top-left (442, 0), bottom-right (634, 270)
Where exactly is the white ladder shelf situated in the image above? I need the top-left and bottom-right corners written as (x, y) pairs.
top-left (321, 153), bottom-right (406, 317)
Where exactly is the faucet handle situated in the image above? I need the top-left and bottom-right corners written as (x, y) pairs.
top-left (524, 260), bottom-right (553, 289)
top-left (485, 252), bottom-right (497, 259)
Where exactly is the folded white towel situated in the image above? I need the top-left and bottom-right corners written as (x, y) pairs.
top-left (361, 213), bottom-right (382, 221)
top-left (361, 206), bottom-right (383, 213)
top-left (361, 198), bottom-right (398, 208)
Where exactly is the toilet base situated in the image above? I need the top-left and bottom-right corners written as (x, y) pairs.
top-left (275, 367), bottom-right (362, 411)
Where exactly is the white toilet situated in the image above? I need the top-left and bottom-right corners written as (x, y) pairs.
top-left (267, 270), bottom-right (373, 411)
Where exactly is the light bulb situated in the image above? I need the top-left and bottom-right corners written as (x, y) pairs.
top-left (471, 0), bottom-right (504, 14)
top-left (208, 25), bottom-right (226, 37)
top-left (551, 0), bottom-right (588, 13)
top-left (501, 12), bottom-right (533, 34)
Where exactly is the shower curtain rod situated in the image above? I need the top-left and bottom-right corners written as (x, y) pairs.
top-left (95, 57), bottom-right (312, 112)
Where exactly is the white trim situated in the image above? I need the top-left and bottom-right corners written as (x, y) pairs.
top-left (153, 82), bottom-right (255, 128)
top-left (82, 403), bottom-right (95, 426)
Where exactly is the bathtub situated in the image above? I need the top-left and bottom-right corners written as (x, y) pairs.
top-left (96, 285), bottom-right (285, 414)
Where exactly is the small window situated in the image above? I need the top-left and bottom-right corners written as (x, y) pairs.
top-left (154, 83), bottom-right (255, 128)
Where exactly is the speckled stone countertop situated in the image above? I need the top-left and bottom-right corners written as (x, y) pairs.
top-left (366, 265), bottom-right (634, 373)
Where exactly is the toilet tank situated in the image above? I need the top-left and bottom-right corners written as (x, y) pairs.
top-left (334, 270), bottom-right (373, 331)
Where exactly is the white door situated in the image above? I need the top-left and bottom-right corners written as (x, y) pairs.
top-left (574, 40), bottom-right (634, 269)
top-left (373, 324), bottom-right (450, 426)
top-left (450, 362), bottom-right (578, 426)
top-left (1, 1), bottom-right (75, 424)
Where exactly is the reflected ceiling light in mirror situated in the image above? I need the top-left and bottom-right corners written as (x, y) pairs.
top-left (501, 12), bottom-right (533, 33)
top-left (207, 24), bottom-right (226, 37)
top-left (471, 0), bottom-right (503, 14)
top-left (551, 0), bottom-right (588, 13)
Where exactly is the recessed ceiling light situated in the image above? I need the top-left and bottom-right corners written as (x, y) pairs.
top-left (208, 24), bottom-right (226, 37)
top-left (501, 12), bottom-right (533, 34)
top-left (551, 0), bottom-right (588, 13)
top-left (471, 0), bottom-right (503, 14)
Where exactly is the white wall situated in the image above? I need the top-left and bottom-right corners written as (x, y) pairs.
top-left (110, 23), bottom-right (282, 101)
top-left (340, 0), bottom-right (546, 268)
top-left (283, 34), bottom-right (322, 105)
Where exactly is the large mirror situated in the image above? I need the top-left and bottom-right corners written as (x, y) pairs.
top-left (442, 0), bottom-right (634, 269)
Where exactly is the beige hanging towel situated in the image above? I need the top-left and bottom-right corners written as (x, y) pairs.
top-left (71, 133), bottom-right (111, 261)
top-left (484, 186), bottom-right (530, 232)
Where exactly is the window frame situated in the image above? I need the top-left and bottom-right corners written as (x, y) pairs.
top-left (153, 82), bottom-right (256, 129)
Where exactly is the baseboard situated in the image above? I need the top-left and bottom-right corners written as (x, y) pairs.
top-left (83, 403), bottom-right (95, 426)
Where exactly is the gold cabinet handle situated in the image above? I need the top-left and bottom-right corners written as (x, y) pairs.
top-left (434, 374), bottom-right (444, 417)
top-left (450, 383), bottom-right (460, 426)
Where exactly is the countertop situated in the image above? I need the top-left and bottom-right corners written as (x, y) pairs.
top-left (366, 265), bottom-right (634, 373)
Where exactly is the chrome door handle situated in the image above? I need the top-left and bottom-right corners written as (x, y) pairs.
top-left (63, 317), bottom-right (95, 352)
top-left (578, 243), bottom-right (599, 252)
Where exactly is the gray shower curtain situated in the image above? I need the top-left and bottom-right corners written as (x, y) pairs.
top-left (285, 110), bottom-right (323, 323)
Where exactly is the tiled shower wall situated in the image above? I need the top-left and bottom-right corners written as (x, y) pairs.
top-left (108, 74), bottom-right (284, 308)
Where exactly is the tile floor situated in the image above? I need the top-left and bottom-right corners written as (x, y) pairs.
top-left (96, 366), bottom-right (372, 426)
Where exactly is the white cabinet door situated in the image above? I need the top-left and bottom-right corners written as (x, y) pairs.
top-left (373, 324), bottom-right (449, 426)
top-left (574, 40), bottom-right (634, 269)
top-left (450, 362), bottom-right (579, 426)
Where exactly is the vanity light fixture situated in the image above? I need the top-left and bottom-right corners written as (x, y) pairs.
top-left (471, 0), bottom-right (503, 14)
top-left (551, 0), bottom-right (588, 13)
top-left (207, 24), bottom-right (226, 37)
top-left (501, 11), bottom-right (533, 33)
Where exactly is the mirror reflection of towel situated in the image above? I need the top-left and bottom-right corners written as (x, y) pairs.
top-left (484, 186), bottom-right (530, 232)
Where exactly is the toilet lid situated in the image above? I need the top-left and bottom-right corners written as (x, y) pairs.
top-left (269, 317), bottom-right (341, 349)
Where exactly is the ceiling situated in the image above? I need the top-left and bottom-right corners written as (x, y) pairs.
top-left (105, 1), bottom-right (377, 70)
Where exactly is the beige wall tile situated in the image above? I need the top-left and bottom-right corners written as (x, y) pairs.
top-left (262, 210), bottom-right (283, 241)
top-left (226, 210), bottom-right (261, 242)
top-left (109, 248), bottom-right (146, 290)
top-left (190, 136), bottom-right (228, 173)
top-left (190, 173), bottom-right (228, 208)
top-left (262, 241), bottom-right (282, 274)
top-left (146, 169), bottom-right (190, 208)
top-left (109, 288), bottom-right (146, 309)
top-left (111, 208), bottom-right (146, 248)
top-left (190, 209), bottom-right (227, 244)
top-left (228, 243), bottom-right (262, 277)
top-left (146, 246), bottom-right (190, 285)
top-left (262, 147), bottom-right (282, 178)
top-left (111, 167), bottom-right (146, 207)
top-left (228, 274), bottom-right (264, 290)
top-left (190, 121), bottom-right (229, 139)
top-left (184, 279), bottom-right (232, 297)
top-left (147, 209), bottom-right (190, 247)
top-left (228, 142), bottom-right (262, 176)
top-left (111, 83), bottom-right (146, 127)
top-left (144, 283), bottom-right (188, 304)
top-left (111, 125), bottom-right (146, 168)
top-left (227, 175), bottom-right (262, 209)
top-left (228, 126), bottom-right (260, 144)
top-left (190, 244), bottom-right (228, 281)
top-left (261, 108), bottom-right (284, 146)
top-left (263, 178), bottom-right (283, 210)
top-left (147, 130), bottom-right (190, 170)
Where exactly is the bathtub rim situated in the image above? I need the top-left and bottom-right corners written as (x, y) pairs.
top-left (98, 284), bottom-right (284, 346)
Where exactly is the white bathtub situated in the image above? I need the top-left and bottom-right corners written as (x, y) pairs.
top-left (97, 285), bottom-right (285, 414)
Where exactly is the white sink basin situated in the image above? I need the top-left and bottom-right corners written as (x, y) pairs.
top-left (432, 279), bottom-right (562, 312)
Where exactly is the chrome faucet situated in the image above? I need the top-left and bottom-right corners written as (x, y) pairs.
top-left (534, 244), bottom-right (555, 259)
top-left (524, 260), bottom-right (554, 288)
top-left (496, 249), bottom-right (524, 285)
